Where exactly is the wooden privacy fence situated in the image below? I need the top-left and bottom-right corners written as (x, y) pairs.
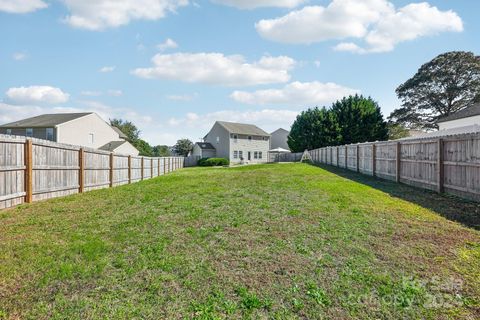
top-left (308, 133), bottom-right (480, 202)
top-left (0, 135), bottom-right (185, 209)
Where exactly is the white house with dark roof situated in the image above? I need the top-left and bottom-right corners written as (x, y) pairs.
top-left (437, 103), bottom-right (480, 130)
top-left (0, 112), bottom-right (139, 155)
top-left (201, 121), bottom-right (270, 164)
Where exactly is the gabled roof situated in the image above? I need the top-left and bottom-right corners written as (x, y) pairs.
top-left (437, 103), bottom-right (480, 123)
top-left (98, 140), bottom-right (128, 152)
top-left (0, 113), bottom-right (93, 128)
top-left (216, 121), bottom-right (270, 136)
top-left (112, 126), bottom-right (128, 139)
top-left (195, 142), bottom-right (215, 150)
top-left (271, 128), bottom-right (290, 135)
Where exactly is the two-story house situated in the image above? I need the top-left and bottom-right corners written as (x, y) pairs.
top-left (193, 121), bottom-right (270, 164)
top-left (0, 112), bottom-right (139, 155)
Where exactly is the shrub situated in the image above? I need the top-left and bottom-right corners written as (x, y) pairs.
top-left (198, 158), bottom-right (229, 167)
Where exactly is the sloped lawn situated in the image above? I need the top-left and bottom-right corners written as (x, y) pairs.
top-left (0, 164), bottom-right (479, 319)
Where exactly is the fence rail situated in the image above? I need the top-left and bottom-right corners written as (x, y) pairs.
top-left (0, 135), bottom-right (185, 209)
top-left (309, 133), bottom-right (480, 202)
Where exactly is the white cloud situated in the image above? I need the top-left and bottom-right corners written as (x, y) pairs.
top-left (99, 66), bottom-right (115, 73)
top-left (132, 53), bottom-right (296, 86)
top-left (231, 81), bottom-right (358, 106)
top-left (255, 0), bottom-right (463, 53)
top-left (211, 0), bottom-right (305, 9)
top-left (5, 86), bottom-right (70, 105)
top-left (157, 38), bottom-right (178, 51)
top-left (13, 52), bottom-right (27, 61)
top-left (62, 0), bottom-right (188, 30)
top-left (107, 89), bottom-right (123, 96)
top-left (0, 0), bottom-right (47, 13)
top-left (81, 90), bottom-right (102, 97)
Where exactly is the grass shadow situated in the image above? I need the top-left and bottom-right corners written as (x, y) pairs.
top-left (311, 163), bottom-right (480, 230)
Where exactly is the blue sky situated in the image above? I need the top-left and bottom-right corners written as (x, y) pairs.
top-left (1, 0), bottom-right (479, 145)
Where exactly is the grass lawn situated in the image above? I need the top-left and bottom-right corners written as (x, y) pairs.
top-left (0, 163), bottom-right (479, 319)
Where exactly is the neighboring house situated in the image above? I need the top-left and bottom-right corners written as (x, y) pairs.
top-left (270, 128), bottom-right (290, 151)
top-left (192, 142), bottom-right (216, 158)
top-left (437, 103), bottom-right (480, 130)
top-left (203, 121), bottom-right (270, 164)
top-left (98, 140), bottom-right (139, 155)
top-left (0, 112), bottom-right (139, 155)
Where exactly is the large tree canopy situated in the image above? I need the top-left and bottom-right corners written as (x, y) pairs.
top-left (173, 139), bottom-right (193, 156)
top-left (110, 119), bottom-right (141, 142)
top-left (288, 107), bottom-right (340, 152)
top-left (288, 95), bottom-right (387, 152)
top-left (331, 95), bottom-right (388, 145)
top-left (390, 51), bottom-right (480, 129)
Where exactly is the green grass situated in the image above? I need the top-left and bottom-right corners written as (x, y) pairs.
top-left (0, 163), bottom-right (479, 319)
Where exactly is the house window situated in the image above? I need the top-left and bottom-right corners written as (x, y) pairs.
top-left (259, 152), bottom-right (263, 159)
top-left (46, 128), bottom-right (54, 141)
top-left (254, 151), bottom-right (258, 159)
top-left (233, 151), bottom-right (238, 159)
top-left (248, 136), bottom-right (252, 141)
top-left (26, 128), bottom-right (33, 137)
top-left (239, 151), bottom-right (243, 159)
top-left (216, 136), bottom-right (220, 143)
top-left (6, 129), bottom-right (12, 135)
top-left (233, 134), bottom-right (238, 142)
top-left (88, 133), bottom-right (94, 144)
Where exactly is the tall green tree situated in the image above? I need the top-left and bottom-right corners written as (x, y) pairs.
top-left (153, 145), bottom-right (171, 157)
top-left (134, 139), bottom-right (153, 157)
top-left (387, 122), bottom-right (411, 140)
top-left (390, 51), bottom-right (480, 129)
top-left (110, 119), bottom-right (141, 142)
top-left (287, 107), bottom-right (340, 152)
top-left (331, 95), bottom-right (388, 144)
top-left (173, 139), bottom-right (193, 156)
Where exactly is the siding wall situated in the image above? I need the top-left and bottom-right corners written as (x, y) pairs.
top-left (230, 134), bottom-right (270, 164)
top-left (308, 133), bottom-right (480, 202)
top-left (0, 135), bottom-right (185, 210)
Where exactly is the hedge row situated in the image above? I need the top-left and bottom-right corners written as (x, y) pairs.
top-left (198, 158), bottom-right (230, 167)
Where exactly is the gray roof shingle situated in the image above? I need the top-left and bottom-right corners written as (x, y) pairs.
top-left (437, 103), bottom-right (480, 123)
top-left (98, 140), bottom-right (128, 152)
top-left (112, 126), bottom-right (128, 139)
top-left (217, 121), bottom-right (270, 136)
top-left (195, 142), bottom-right (215, 150)
top-left (0, 113), bottom-right (93, 128)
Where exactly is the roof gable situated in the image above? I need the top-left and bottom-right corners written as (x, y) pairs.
top-left (0, 113), bottom-right (93, 128)
top-left (437, 104), bottom-right (480, 123)
top-left (98, 140), bottom-right (128, 152)
top-left (216, 121), bottom-right (270, 136)
top-left (271, 128), bottom-right (289, 135)
top-left (195, 142), bottom-right (215, 150)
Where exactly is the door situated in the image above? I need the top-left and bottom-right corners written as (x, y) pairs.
top-left (248, 152), bottom-right (251, 161)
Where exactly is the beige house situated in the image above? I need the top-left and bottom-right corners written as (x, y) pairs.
top-left (191, 142), bottom-right (216, 158)
top-left (202, 121), bottom-right (270, 164)
top-left (0, 112), bottom-right (139, 155)
top-left (270, 128), bottom-right (290, 151)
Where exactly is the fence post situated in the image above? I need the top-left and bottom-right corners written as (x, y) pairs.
top-left (24, 139), bottom-right (33, 203)
top-left (356, 144), bottom-right (360, 173)
top-left (372, 144), bottom-right (376, 177)
top-left (79, 148), bottom-right (84, 193)
top-left (128, 155), bottom-right (132, 184)
top-left (157, 158), bottom-right (160, 176)
top-left (396, 142), bottom-right (401, 183)
top-left (437, 139), bottom-right (444, 193)
top-left (151, 158), bottom-right (153, 178)
top-left (336, 147), bottom-right (339, 167)
top-left (109, 153), bottom-right (114, 187)
top-left (141, 157), bottom-right (144, 180)
top-left (344, 146), bottom-right (348, 169)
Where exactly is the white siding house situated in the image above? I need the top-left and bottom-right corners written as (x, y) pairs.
top-left (0, 112), bottom-right (139, 155)
top-left (203, 121), bottom-right (270, 164)
top-left (438, 104), bottom-right (480, 130)
top-left (192, 142), bottom-right (217, 158)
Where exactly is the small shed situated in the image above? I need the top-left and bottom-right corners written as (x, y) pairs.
top-left (192, 142), bottom-right (216, 158)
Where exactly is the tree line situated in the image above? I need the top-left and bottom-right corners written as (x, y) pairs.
top-left (109, 119), bottom-right (193, 157)
top-left (288, 51), bottom-right (480, 152)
